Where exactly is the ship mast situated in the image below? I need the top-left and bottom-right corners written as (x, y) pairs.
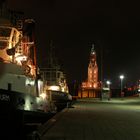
top-left (47, 40), bottom-right (59, 69)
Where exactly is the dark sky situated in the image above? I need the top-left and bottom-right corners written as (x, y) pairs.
top-left (6, 0), bottom-right (140, 87)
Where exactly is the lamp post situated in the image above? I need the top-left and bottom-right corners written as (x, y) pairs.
top-left (119, 75), bottom-right (124, 99)
top-left (106, 80), bottom-right (111, 100)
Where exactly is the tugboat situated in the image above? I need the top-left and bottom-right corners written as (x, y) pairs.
top-left (0, 2), bottom-right (70, 139)
top-left (40, 41), bottom-right (72, 111)
top-left (0, 5), bottom-right (50, 116)
top-left (0, 4), bottom-right (56, 139)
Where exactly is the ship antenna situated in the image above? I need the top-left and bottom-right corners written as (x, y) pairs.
top-left (50, 40), bottom-right (54, 67)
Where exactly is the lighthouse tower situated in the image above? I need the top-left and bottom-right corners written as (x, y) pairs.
top-left (79, 44), bottom-right (99, 98)
top-left (87, 44), bottom-right (98, 88)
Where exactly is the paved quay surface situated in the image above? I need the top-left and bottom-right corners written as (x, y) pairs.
top-left (40, 97), bottom-right (140, 140)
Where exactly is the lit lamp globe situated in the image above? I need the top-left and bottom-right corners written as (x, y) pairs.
top-left (119, 75), bottom-right (124, 98)
top-left (106, 80), bottom-right (111, 100)
top-left (106, 81), bottom-right (111, 87)
top-left (120, 75), bottom-right (124, 80)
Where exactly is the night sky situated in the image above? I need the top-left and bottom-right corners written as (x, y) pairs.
top-left (5, 0), bottom-right (140, 87)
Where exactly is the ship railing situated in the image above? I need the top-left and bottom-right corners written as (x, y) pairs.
top-left (0, 37), bottom-right (10, 40)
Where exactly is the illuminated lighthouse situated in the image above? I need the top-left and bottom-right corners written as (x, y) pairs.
top-left (79, 44), bottom-right (99, 98)
top-left (87, 44), bottom-right (98, 88)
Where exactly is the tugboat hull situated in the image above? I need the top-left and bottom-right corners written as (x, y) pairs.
top-left (0, 89), bottom-right (48, 114)
top-left (50, 91), bottom-right (72, 110)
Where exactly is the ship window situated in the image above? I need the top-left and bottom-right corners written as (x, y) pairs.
top-left (0, 27), bottom-right (11, 37)
top-left (46, 72), bottom-right (50, 78)
top-left (0, 41), bottom-right (8, 49)
top-left (57, 73), bottom-right (60, 78)
top-left (51, 72), bottom-right (56, 78)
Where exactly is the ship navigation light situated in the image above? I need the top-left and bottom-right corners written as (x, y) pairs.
top-left (48, 85), bottom-right (60, 91)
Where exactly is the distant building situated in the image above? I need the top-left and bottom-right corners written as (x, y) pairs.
top-left (78, 44), bottom-right (100, 98)
top-left (82, 44), bottom-right (98, 89)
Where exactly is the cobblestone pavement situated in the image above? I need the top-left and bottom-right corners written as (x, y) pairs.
top-left (41, 97), bottom-right (140, 140)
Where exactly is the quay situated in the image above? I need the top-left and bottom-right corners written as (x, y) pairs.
top-left (36, 97), bottom-right (140, 140)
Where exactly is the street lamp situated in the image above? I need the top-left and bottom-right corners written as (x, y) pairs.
top-left (106, 80), bottom-right (111, 100)
top-left (106, 80), bottom-right (111, 89)
top-left (119, 75), bottom-right (124, 99)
